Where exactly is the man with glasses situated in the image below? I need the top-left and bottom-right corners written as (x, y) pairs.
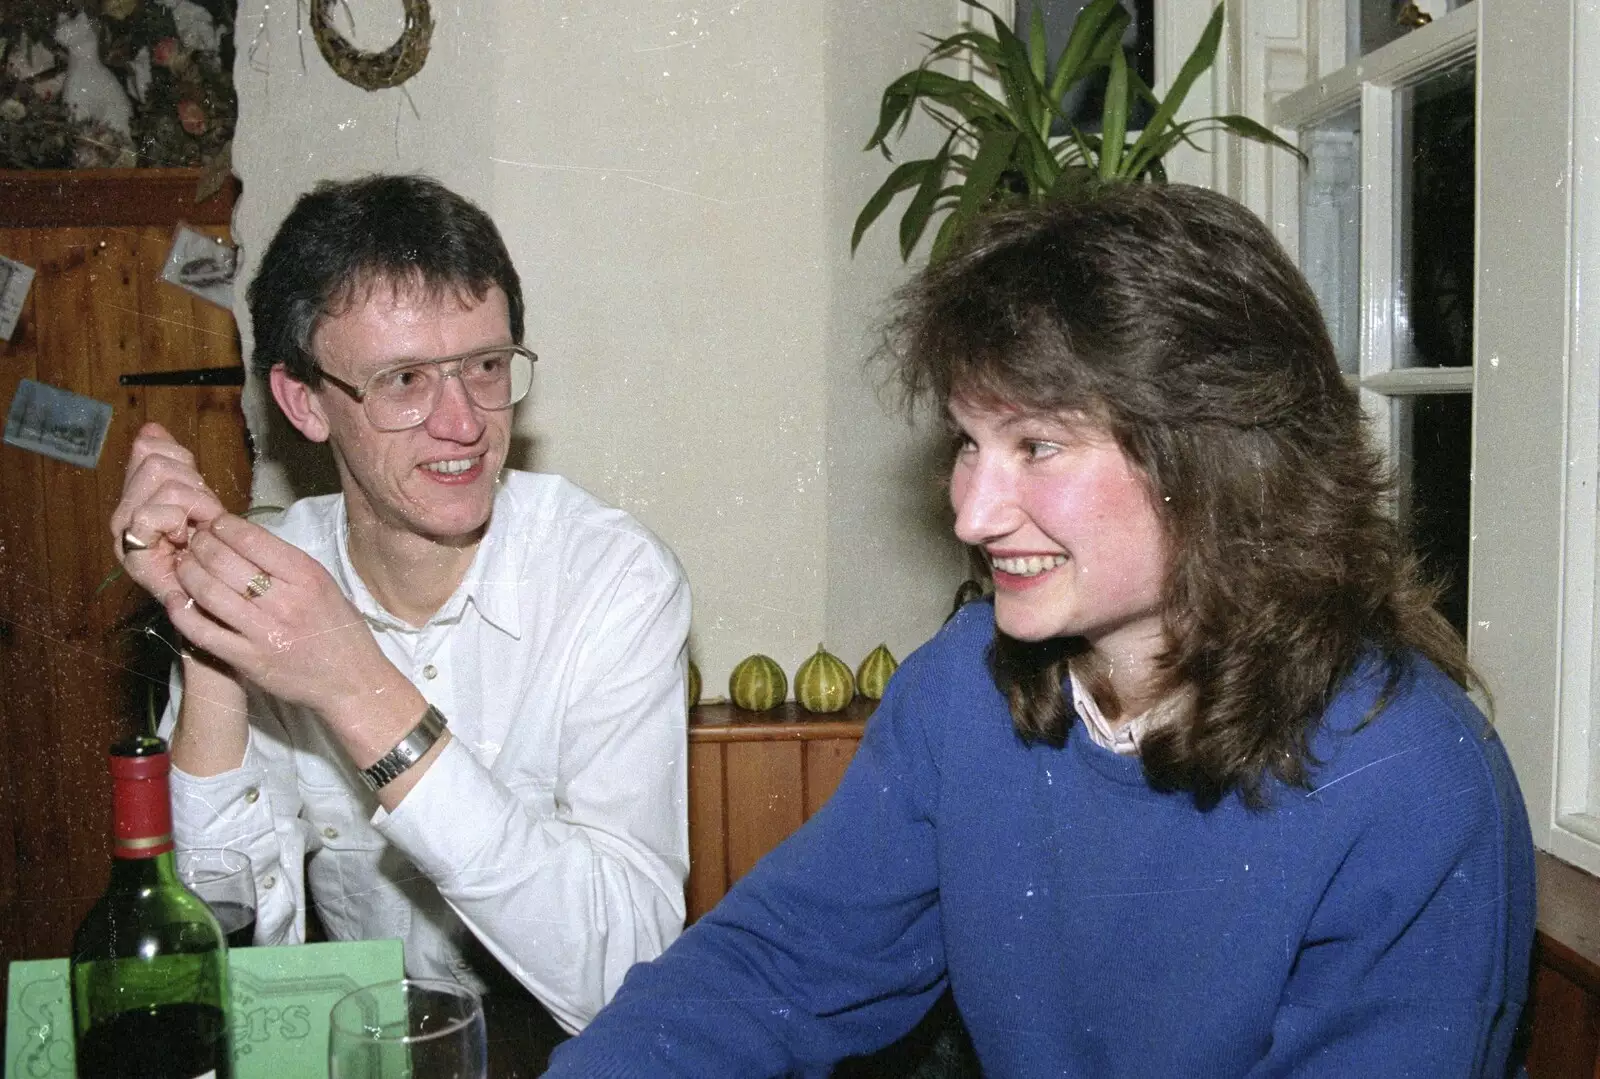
top-left (108, 175), bottom-right (691, 1058)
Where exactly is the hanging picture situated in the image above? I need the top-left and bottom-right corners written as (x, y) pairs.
top-left (0, 255), bottom-right (35, 341)
top-left (3, 378), bottom-right (114, 469)
top-left (159, 222), bottom-right (237, 311)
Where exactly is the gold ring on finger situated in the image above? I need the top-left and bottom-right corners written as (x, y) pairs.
top-left (244, 571), bottom-right (272, 600)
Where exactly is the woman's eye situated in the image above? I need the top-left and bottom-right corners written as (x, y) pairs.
top-left (1023, 440), bottom-right (1060, 460)
top-left (951, 434), bottom-right (977, 456)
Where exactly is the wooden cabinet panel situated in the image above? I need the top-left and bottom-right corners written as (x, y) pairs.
top-left (723, 740), bottom-right (807, 885)
top-left (804, 737), bottom-right (858, 819)
top-left (1525, 961), bottom-right (1600, 1079)
top-left (684, 701), bottom-right (872, 923)
top-left (685, 741), bottom-right (728, 923)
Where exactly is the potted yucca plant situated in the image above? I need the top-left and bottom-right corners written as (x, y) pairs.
top-left (853, 0), bottom-right (1305, 261)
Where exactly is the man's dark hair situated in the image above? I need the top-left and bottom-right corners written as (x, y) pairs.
top-left (247, 173), bottom-right (525, 382)
top-left (884, 182), bottom-right (1475, 808)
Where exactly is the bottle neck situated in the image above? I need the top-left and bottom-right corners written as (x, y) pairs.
top-left (108, 738), bottom-right (175, 862)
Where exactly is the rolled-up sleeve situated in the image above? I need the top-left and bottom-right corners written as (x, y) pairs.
top-left (374, 552), bottom-right (691, 1031)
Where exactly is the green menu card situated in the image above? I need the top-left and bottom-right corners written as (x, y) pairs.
top-left (6, 938), bottom-right (405, 1079)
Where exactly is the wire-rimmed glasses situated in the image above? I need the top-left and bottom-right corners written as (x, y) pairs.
top-left (313, 345), bottom-right (536, 432)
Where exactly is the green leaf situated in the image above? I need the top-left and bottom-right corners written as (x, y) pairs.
top-left (1099, 48), bottom-right (1129, 179)
top-left (1124, 3), bottom-right (1223, 172)
top-left (1063, 123), bottom-right (1098, 170)
top-left (1049, 0), bottom-right (1127, 101)
top-left (925, 30), bottom-right (1006, 70)
top-left (976, 0), bottom-right (1047, 135)
top-left (956, 129), bottom-right (1021, 223)
top-left (908, 70), bottom-right (1013, 124)
top-left (1124, 126), bottom-right (1188, 179)
top-left (1212, 113), bottom-right (1308, 164)
top-left (852, 157), bottom-right (936, 253)
top-left (1027, 6), bottom-right (1048, 86)
top-left (864, 64), bottom-right (1011, 154)
top-left (95, 566), bottom-right (126, 596)
top-left (1126, 66), bottom-right (1163, 112)
top-left (930, 206), bottom-right (972, 263)
top-left (900, 135), bottom-right (955, 259)
top-left (1046, 7), bottom-right (1129, 136)
top-left (1015, 121), bottom-right (1064, 191)
top-left (864, 68), bottom-right (925, 148)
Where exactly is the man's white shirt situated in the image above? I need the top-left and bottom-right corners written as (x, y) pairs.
top-left (159, 471), bottom-right (691, 1032)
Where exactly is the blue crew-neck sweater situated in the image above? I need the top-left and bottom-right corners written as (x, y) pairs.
top-left (547, 603), bottom-right (1536, 1078)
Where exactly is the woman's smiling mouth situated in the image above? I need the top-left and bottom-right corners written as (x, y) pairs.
top-left (989, 553), bottom-right (1068, 577)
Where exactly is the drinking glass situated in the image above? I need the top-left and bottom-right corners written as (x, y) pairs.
top-left (328, 978), bottom-right (488, 1079)
top-left (174, 847), bottom-right (257, 948)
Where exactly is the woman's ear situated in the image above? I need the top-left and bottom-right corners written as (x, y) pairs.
top-left (270, 364), bottom-right (331, 443)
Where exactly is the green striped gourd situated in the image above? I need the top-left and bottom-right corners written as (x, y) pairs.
top-left (855, 644), bottom-right (898, 701)
top-left (729, 654), bottom-right (786, 711)
top-left (795, 644), bottom-right (854, 713)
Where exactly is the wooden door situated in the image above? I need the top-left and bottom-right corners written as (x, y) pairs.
top-left (0, 170), bottom-right (250, 996)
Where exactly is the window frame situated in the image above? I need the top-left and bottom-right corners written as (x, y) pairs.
top-left (1219, 0), bottom-right (1600, 874)
top-left (1272, 11), bottom-right (1475, 459)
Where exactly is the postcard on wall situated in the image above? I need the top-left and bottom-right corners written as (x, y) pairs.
top-left (3, 378), bottom-right (114, 469)
top-left (160, 222), bottom-right (238, 311)
top-left (0, 255), bottom-right (36, 341)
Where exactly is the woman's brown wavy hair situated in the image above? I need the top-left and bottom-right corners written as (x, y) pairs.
top-left (883, 183), bottom-right (1475, 808)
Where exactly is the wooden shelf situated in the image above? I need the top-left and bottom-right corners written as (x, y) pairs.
top-left (688, 698), bottom-right (874, 743)
top-left (0, 168), bottom-right (236, 228)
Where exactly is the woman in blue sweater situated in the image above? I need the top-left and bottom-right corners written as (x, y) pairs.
top-left (546, 184), bottom-right (1536, 1077)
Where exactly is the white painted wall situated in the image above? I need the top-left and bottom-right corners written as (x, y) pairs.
top-left (232, 0), bottom-right (964, 693)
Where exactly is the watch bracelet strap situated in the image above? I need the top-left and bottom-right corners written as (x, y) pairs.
top-left (359, 704), bottom-right (448, 791)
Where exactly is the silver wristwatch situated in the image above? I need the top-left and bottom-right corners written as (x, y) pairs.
top-left (359, 705), bottom-right (448, 791)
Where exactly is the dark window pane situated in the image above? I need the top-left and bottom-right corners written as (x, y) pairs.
top-left (1398, 393), bottom-right (1472, 637)
top-left (1398, 59), bottom-right (1474, 368)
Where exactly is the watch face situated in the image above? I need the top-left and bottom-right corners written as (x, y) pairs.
top-left (362, 707), bottom-right (446, 790)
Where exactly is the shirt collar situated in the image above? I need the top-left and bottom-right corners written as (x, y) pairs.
top-left (1068, 667), bottom-right (1193, 756)
top-left (456, 496), bottom-right (524, 639)
top-left (1069, 669), bottom-right (1142, 755)
top-left (330, 478), bottom-right (524, 639)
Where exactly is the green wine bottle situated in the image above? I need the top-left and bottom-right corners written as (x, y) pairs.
top-left (70, 735), bottom-right (234, 1078)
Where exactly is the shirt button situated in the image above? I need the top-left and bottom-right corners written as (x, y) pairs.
top-left (422, 664), bottom-right (438, 679)
top-left (244, 787), bottom-right (260, 803)
top-left (322, 826), bottom-right (340, 840)
top-left (262, 874), bottom-right (276, 889)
